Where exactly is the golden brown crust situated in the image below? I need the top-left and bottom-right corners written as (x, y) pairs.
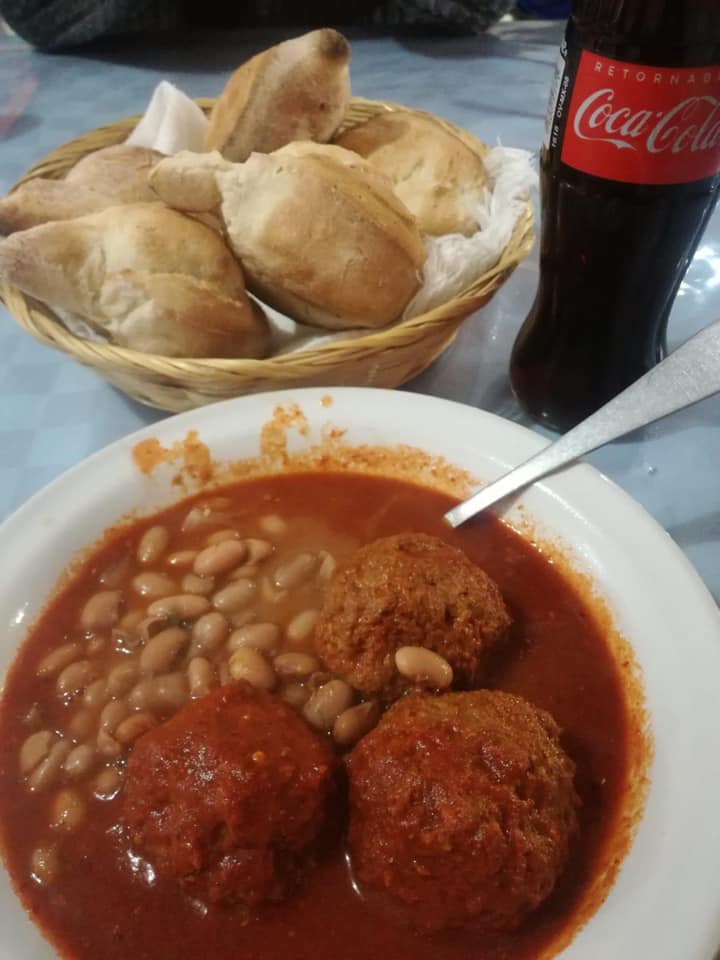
top-left (0, 145), bottom-right (165, 235)
top-left (151, 143), bottom-right (426, 330)
top-left (222, 143), bottom-right (425, 329)
top-left (92, 271), bottom-right (269, 358)
top-left (204, 29), bottom-right (351, 161)
top-left (0, 202), bottom-right (269, 358)
top-left (0, 181), bottom-right (108, 234)
top-left (204, 50), bottom-right (267, 159)
top-left (64, 144), bottom-right (164, 201)
top-left (148, 150), bottom-right (231, 212)
top-left (335, 110), bottom-right (488, 236)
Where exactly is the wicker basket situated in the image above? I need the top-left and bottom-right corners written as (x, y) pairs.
top-left (1, 97), bottom-right (534, 412)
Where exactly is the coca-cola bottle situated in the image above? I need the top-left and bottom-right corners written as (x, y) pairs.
top-left (510, 0), bottom-right (720, 431)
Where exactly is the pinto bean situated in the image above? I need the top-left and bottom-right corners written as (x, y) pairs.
top-left (280, 682), bottom-right (311, 709)
top-left (181, 573), bottom-right (215, 596)
top-left (188, 658), bottom-right (215, 699)
top-left (115, 712), bottom-right (156, 745)
top-left (80, 590), bottom-right (123, 631)
top-left (166, 550), bottom-right (197, 568)
top-left (259, 514), bottom-right (287, 537)
top-left (228, 648), bottom-right (276, 691)
top-left (98, 556), bottom-right (131, 588)
top-left (317, 550), bottom-right (337, 582)
top-left (63, 743), bottom-right (96, 779)
top-left (228, 564), bottom-right (260, 580)
top-left (307, 670), bottom-right (332, 691)
top-left (20, 730), bottom-right (58, 776)
top-left (227, 622), bottom-right (280, 655)
top-left (303, 680), bottom-right (354, 732)
top-left (244, 538), bottom-right (274, 564)
top-left (106, 661), bottom-right (140, 698)
top-left (27, 740), bottom-right (70, 792)
top-left (118, 609), bottom-right (146, 632)
top-left (96, 728), bottom-right (122, 760)
top-left (394, 646), bottom-right (453, 690)
top-left (132, 572), bottom-right (177, 599)
top-left (57, 660), bottom-right (96, 699)
top-left (147, 595), bottom-right (210, 620)
top-left (286, 609), bottom-right (319, 645)
top-left (139, 627), bottom-right (188, 675)
top-left (273, 553), bottom-right (317, 590)
top-left (182, 501), bottom-right (231, 532)
top-left (190, 612), bottom-right (229, 656)
top-left (22, 703), bottom-right (42, 729)
top-left (51, 789), bottom-right (85, 831)
top-left (93, 767), bottom-right (122, 801)
top-left (137, 525), bottom-right (170, 565)
top-left (273, 652), bottom-right (320, 679)
top-left (230, 610), bottom-right (257, 629)
top-left (260, 577), bottom-right (288, 605)
top-left (82, 678), bottom-right (110, 710)
top-left (212, 579), bottom-right (256, 614)
top-left (85, 635), bottom-right (107, 657)
top-left (99, 699), bottom-right (129, 734)
top-left (31, 846), bottom-right (59, 885)
top-left (332, 701), bottom-right (381, 746)
top-left (36, 643), bottom-right (83, 678)
top-left (112, 613), bottom-right (150, 653)
top-left (67, 710), bottom-right (95, 743)
top-left (194, 540), bottom-right (249, 578)
top-left (128, 673), bottom-right (189, 713)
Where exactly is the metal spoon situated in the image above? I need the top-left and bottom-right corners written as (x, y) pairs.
top-left (444, 318), bottom-right (720, 528)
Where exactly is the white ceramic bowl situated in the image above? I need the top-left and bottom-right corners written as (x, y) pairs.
top-left (2, 388), bottom-right (720, 960)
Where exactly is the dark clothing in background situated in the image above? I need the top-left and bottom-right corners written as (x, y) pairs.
top-left (1, 0), bottom-right (514, 50)
top-left (515, 0), bottom-right (568, 16)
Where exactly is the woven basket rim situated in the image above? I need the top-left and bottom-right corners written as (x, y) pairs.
top-left (3, 96), bottom-right (535, 379)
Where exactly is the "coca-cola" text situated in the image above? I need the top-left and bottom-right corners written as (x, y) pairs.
top-left (573, 89), bottom-right (720, 155)
top-left (560, 51), bottom-right (720, 184)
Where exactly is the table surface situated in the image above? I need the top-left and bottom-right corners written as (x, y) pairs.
top-left (1, 21), bottom-right (718, 602)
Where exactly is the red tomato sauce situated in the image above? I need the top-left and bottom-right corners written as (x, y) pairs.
top-left (0, 472), bottom-right (634, 960)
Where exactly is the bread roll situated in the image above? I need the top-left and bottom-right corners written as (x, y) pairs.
top-left (0, 145), bottom-right (164, 235)
top-left (150, 144), bottom-right (426, 330)
top-left (65, 144), bottom-right (164, 201)
top-left (148, 151), bottom-right (230, 213)
top-left (0, 203), bottom-right (268, 358)
top-left (335, 111), bottom-right (488, 237)
top-left (204, 29), bottom-right (351, 161)
top-left (0, 181), bottom-right (113, 235)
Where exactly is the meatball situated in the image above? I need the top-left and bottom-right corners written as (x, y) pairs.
top-left (315, 533), bottom-right (511, 699)
top-left (121, 683), bottom-right (335, 907)
top-left (346, 690), bottom-right (579, 932)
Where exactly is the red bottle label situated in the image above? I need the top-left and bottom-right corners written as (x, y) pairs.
top-left (561, 51), bottom-right (720, 184)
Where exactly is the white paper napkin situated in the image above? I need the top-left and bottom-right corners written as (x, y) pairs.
top-left (404, 146), bottom-right (537, 318)
top-left (126, 80), bottom-right (208, 156)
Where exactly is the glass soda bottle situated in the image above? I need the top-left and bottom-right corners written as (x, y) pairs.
top-left (510, 0), bottom-right (720, 431)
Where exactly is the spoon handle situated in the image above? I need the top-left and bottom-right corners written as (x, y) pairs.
top-left (444, 318), bottom-right (720, 528)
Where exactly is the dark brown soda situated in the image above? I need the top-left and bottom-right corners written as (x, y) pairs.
top-left (510, 1), bottom-right (720, 432)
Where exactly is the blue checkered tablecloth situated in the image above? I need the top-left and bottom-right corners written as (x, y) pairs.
top-left (1, 22), bottom-right (718, 601)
